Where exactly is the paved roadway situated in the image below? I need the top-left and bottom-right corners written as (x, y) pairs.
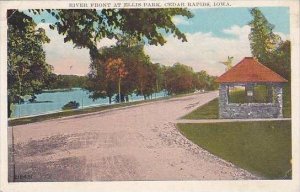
top-left (8, 91), bottom-right (259, 181)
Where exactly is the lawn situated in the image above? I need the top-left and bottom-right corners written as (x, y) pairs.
top-left (178, 121), bottom-right (292, 179)
top-left (183, 84), bottom-right (291, 119)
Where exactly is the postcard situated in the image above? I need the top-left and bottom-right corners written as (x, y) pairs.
top-left (0, 0), bottom-right (299, 191)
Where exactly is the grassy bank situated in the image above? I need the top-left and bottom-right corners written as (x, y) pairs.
top-left (178, 121), bottom-right (292, 179)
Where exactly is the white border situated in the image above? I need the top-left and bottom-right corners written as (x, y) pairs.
top-left (0, 1), bottom-right (299, 192)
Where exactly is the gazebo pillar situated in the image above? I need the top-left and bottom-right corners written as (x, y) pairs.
top-left (245, 84), bottom-right (254, 103)
top-left (219, 84), bottom-right (228, 118)
top-left (274, 84), bottom-right (283, 118)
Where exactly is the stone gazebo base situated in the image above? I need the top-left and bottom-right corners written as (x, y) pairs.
top-left (218, 83), bottom-right (283, 119)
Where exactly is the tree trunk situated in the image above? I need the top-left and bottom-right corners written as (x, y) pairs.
top-left (118, 78), bottom-right (121, 103)
top-left (8, 98), bottom-right (12, 118)
top-left (108, 96), bottom-right (112, 104)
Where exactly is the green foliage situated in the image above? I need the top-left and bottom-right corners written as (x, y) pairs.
top-left (62, 101), bottom-right (80, 110)
top-left (135, 62), bottom-right (165, 98)
top-left (283, 84), bottom-right (291, 118)
top-left (253, 85), bottom-right (269, 103)
top-left (164, 64), bottom-right (218, 95)
top-left (270, 40), bottom-right (291, 81)
top-left (194, 70), bottom-right (218, 91)
top-left (7, 10), bottom-right (53, 117)
top-left (30, 9), bottom-right (193, 57)
top-left (165, 63), bottom-right (195, 94)
top-left (248, 8), bottom-right (290, 80)
top-left (178, 121), bottom-right (292, 179)
top-left (249, 8), bottom-right (281, 64)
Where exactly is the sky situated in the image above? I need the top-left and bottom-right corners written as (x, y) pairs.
top-left (26, 7), bottom-right (290, 76)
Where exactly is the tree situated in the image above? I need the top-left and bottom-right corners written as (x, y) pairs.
top-left (7, 10), bottom-right (52, 117)
top-left (86, 49), bottom-right (114, 103)
top-left (143, 63), bottom-right (166, 99)
top-left (164, 63), bottom-right (195, 95)
top-left (153, 63), bottom-right (167, 93)
top-left (135, 62), bottom-right (160, 99)
top-left (248, 8), bottom-right (290, 80)
top-left (193, 70), bottom-right (209, 90)
top-left (270, 40), bottom-right (291, 81)
top-left (248, 8), bottom-right (282, 66)
top-left (105, 58), bottom-right (128, 103)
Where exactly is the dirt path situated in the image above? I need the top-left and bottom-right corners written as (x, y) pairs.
top-left (8, 91), bottom-right (260, 181)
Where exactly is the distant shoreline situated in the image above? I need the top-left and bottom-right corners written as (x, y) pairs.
top-left (41, 88), bottom-right (82, 93)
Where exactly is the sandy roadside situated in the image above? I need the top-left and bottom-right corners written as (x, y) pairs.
top-left (8, 91), bottom-right (260, 181)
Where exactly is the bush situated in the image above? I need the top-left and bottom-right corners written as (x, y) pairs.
top-left (62, 101), bottom-right (80, 110)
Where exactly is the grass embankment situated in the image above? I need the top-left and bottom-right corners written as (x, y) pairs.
top-left (183, 85), bottom-right (291, 119)
top-left (178, 121), bottom-right (292, 179)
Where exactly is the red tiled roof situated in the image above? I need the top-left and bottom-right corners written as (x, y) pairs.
top-left (216, 57), bottom-right (288, 83)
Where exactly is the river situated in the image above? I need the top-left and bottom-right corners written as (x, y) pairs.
top-left (11, 88), bottom-right (167, 118)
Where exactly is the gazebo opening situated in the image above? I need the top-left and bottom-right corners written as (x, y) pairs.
top-left (228, 84), bottom-right (275, 104)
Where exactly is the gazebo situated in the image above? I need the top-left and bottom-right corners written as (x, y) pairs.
top-left (215, 57), bottom-right (288, 119)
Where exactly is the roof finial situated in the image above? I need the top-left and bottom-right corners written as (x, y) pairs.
top-left (220, 56), bottom-right (234, 71)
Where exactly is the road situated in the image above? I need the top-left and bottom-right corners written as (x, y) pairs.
top-left (8, 91), bottom-right (259, 181)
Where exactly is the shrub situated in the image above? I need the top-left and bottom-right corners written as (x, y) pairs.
top-left (62, 101), bottom-right (80, 110)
